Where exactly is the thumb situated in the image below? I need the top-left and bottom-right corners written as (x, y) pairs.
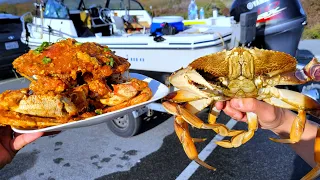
top-left (11, 132), bottom-right (44, 152)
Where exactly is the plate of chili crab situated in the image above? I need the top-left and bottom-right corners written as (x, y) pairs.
top-left (0, 39), bottom-right (169, 133)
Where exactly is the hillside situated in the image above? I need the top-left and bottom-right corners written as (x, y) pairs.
top-left (301, 0), bottom-right (320, 38)
top-left (0, 0), bottom-right (319, 39)
top-left (138, 0), bottom-right (233, 18)
top-left (302, 0), bottom-right (320, 26)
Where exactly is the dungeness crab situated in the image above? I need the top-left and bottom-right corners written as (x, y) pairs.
top-left (162, 47), bottom-right (320, 179)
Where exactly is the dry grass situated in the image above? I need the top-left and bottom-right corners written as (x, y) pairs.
top-left (0, 2), bottom-right (34, 16)
top-left (300, 0), bottom-right (320, 39)
top-left (139, 0), bottom-right (233, 19)
top-left (1, 0), bottom-right (320, 39)
top-left (301, 0), bottom-right (320, 27)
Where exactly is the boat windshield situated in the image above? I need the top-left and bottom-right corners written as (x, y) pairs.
top-left (108, 0), bottom-right (144, 10)
top-left (64, 0), bottom-right (144, 11)
top-left (64, 0), bottom-right (108, 11)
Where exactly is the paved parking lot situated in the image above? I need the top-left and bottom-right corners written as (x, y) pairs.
top-left (0, 110), bottom-right (312, 180)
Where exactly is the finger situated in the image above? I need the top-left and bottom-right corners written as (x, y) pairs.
top-left (0, 126), bottom-right (14, 157)
top-left (223, 101), bottom-right (246, 121)
top-left (215, 101), bottom-right (225, 110)
top-left (230, 98), bottom-right (276, 119)
top-left (10, 132), bottom-right (44, 152)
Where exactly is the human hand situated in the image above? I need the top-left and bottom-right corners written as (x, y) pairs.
top-left (215, 98), bottom-right (294, 133)
top-left (0, 126), bottom-right (44, 169)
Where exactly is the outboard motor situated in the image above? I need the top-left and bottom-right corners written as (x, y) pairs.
top-left (230, 0), bottom-right (307, 57)
top-left (230, 0), bottom-right (320, 108)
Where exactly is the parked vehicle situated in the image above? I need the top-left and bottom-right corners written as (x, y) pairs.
top-left (0, 13), bottom-right (29, 78)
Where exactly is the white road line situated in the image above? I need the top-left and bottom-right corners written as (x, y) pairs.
top-left (176, 119), bottom-right (238, 180)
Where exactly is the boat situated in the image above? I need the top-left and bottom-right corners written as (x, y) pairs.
top-left (20, 0), bottom-right (234, 73)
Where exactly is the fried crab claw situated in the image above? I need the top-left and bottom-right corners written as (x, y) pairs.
top-left (162, 47), bottom-right (320, 179)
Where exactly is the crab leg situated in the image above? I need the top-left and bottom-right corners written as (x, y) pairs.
top-left (174, 116), bottom-right (216, 170)
top-left (163, 101), bottom-right (222, 130)
top-left (215, 112), bottom-right (258, 148)
top-left (163, 100), bottom-right (243, 138)
top-left (207, 105), bottom-right (220, 125)
top-left (301, 128), bottom-right (320, 180)
top-left (164, 89), bottom-right (236, 136)
top-left (260, 87), bottom-right (320, 144)
top-left (208, 105), bottom-right (244, 137)
top-left (270, 110), bottom-right (306, 143)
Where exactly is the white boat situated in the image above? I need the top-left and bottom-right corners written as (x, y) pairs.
top-left (20, 0), bottom-right (234, 73)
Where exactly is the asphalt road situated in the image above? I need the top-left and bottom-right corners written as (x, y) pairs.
top-left (0, 110), bottom-right (313, 180)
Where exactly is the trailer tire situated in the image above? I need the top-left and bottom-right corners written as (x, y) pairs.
top-left (107, 113), bottom-right (142, 137)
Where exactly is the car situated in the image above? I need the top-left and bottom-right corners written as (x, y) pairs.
top-left (0, 13), bottom-right (29, 79)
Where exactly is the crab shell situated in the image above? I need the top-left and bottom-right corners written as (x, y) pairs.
top-left (162, 47), bottom-right (320, 179)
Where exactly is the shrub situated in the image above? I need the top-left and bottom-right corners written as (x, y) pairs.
top-left (302, 24), bottom-right (320, 39)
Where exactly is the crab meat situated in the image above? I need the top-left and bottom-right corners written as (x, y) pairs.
top-left (0, 87), bottom-right (89, 118)
top-left (100, 78), bottom-right (152, 112)
top-left (162, 47), bottom-right (320, 178)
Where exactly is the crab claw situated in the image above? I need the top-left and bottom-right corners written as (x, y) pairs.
top-left (303, 57), bottom-right (320, 81)
top-left (169, 67), bottom-right (221, 97)
top-left (163, 90), bottom-right (205, 103)
top-left (215, 112), bottom-right (258, 148)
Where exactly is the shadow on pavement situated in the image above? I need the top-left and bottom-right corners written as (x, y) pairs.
top-left (138, 111), bottom-right (172, 135)
top-left (0, 152), bottom-right (38, 179)
top-left (291, 155), bottom-right (312, 180)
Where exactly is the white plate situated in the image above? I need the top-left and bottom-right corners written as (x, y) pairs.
top-left (11, 73), bottom-right (170, 133)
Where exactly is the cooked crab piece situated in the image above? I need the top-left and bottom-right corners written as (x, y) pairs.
top-left (68, 85), bottom-right (90, 114)
top-left (0, 88), bottom-right (28, 110)
top-left (12, 39), bottom-right (130, 85)
top-left (29, 76), bottom-right (68, 94)
top-left (86, 79), bottom-right (112, 98)
top-left (0, 110), bottom-right (72, 129)
top-left (101, 78), bottom-right (152, 112)
top-left (0, 89), bottom-right (78, 118)
top-left (162, 47), bottom-right (320, 175)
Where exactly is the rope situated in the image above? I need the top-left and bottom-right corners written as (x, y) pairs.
top-left (213, 31), bottom-right (226, 49)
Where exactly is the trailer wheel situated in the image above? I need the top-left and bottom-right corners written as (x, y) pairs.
top-left (107, 113), bottom-right (142, 137)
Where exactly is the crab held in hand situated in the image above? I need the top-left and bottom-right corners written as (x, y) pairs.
top-left (162, 47), bottom-right (320, 178)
